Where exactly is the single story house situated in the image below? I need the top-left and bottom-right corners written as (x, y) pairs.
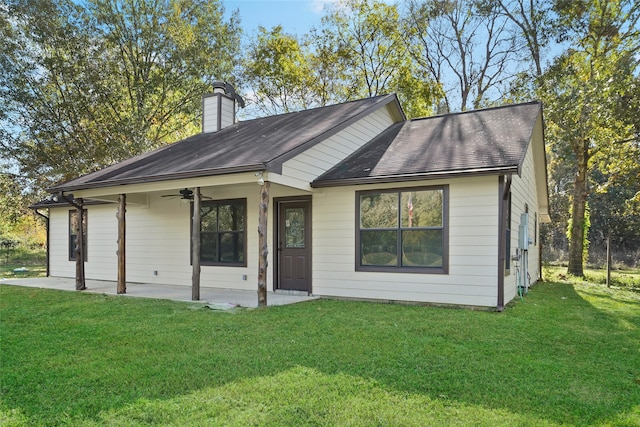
top-left (33, 83), bottom-right (549, 309)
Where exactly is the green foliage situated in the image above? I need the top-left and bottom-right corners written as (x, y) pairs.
top-left (566, 201), bottom-right (591, 266)
top-left (317, 0), bottom-right (441, 117)
top-left (243, 26), bottom-right (318, 115)
top-left (538, 0), bottom-right (640, 274)
top-left (0, 173), bottom-right (46, 251)
top-left (0, 0), bottom-right (241, 190)
top-left (544, 265), bottom-right (640, 290)
top-left (1, 283), bottom-right (639, 425)
top-left (242, 1), bottom-right (441, 118)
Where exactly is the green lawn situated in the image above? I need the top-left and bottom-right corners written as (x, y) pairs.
top-left (0, 264), bottom-right (47, 280)
top-left (1, 280), bottom-right (639, 426)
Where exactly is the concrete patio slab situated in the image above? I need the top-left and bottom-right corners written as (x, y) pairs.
top-left (0, 277), bottom-right (318, 308)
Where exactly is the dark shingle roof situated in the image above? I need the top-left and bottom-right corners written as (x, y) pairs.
top-left (49, 94), bottom-right (401, 192)
top-left (312, 101), bottom-right (542, 187)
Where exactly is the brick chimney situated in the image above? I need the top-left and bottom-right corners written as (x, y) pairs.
top-left (202, 82), bottom-right (245, 133)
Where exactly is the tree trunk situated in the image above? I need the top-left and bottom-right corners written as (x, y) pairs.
top-left (257, 181), bottom-right (270, 307)
top-left (567, 141), bottom-right (589, 277)
top-left (192, 187), bottom-right (201, 301)
top-left (606, 233), bottom-right (611, 288)
top-left (117, 194), bottom-right (126, 294)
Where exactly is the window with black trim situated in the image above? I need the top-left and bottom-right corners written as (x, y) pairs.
top-left (197, 199), bottom-right (246, 266)
top-left (357, 187), bottom-right (448, 273)
top-left (69, 210), bottom-right (87, 261)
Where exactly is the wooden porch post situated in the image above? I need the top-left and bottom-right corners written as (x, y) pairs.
top-left (75, 198), bottom-right (86, 290)
top-left (257, 181), bottom-right (270, 307)
top-left (117, 194), bottom-right (126, 294)
top-left (192, 187), bottom-right (201, 301)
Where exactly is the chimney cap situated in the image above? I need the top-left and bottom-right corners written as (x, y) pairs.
top-left (211, 81), bottom-right (245, 108)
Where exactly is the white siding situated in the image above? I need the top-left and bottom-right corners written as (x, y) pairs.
top-left (203, 94), bottom-right (235, 133)
top-left (49, 204), bottom-right (117, 280)
top-left (47, 106), bottom-right (546, 309)
top-left (506, 130), bottom-right (543, 302)
top-left (48, 184), bottom-right (277, 291)
top-left (49, 208), bottom-right (74, 278)
top-left (311, 176), bottom-right (500, 307)
top-left (280, 106), bottom-right (396, 185)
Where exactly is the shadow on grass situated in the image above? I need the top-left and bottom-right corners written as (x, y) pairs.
top-left (1, 282), bottom-right (639, 426)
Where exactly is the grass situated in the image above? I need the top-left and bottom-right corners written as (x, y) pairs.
top-left (0, 264), bottom-right (46, 280)
top-left (545, 265), bottom-right (640, 290)
top-left (1, 280), bottom-right (639, 426)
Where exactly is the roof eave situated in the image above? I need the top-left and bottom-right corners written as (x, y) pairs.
top-left (311, 166), bottom-right (519, 188)
top-left (29, 199), bottom-right (112, 209)
top-left (47, 163), bottom-right (266, 193)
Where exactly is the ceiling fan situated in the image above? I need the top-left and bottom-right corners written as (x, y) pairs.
top-left (161, 188), bottom-right (211, 200)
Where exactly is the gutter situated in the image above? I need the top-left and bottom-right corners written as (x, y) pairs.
top-left (311, 166), bottom-right (519, 188)
top-left (47, 164), bottom-right (266, 193)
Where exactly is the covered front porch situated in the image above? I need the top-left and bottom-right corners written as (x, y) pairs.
top-left (43, 169), bottom-right (314, 306)
top-left (1, 277), bottom-right (317, 308)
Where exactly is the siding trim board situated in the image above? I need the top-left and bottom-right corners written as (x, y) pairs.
top-left (311, 166), bottom-right (518, 188)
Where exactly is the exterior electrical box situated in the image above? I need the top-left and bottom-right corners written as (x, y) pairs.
top-left (518, 213), bottom-right (529, 250)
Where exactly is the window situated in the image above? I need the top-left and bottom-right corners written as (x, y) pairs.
top-left (197, 199), bottom-right (246, 266)
top-left (356, 186), bottom-right (448, 273)
top-left (69, 210), bottom-right (87, 261)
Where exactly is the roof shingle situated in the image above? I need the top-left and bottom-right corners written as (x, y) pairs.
top-left (312, 101), bottom-right (542, 187)
top-left (50, 94), bottom-right (399, 191)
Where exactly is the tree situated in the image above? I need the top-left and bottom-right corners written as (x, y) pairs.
top-left (0, 0), bottom-right (241, 190)
top-left (405, 0), bottom-right (521, 112)
top-left (539, 0), bottom-right (639, 276)
top-left (242, 26), bottom-right (319, 116)
top-left (317, 0), bottom-right (441, 117)
top-left (241, 0), bottom-right (441, 118)
top-left (491, 0), bottom-right (553, 79)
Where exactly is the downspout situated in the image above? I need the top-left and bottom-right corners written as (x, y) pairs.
top-left (34, 208), bottom-right (50, 277)
top-left (497, 175), bottom-right (512, 311)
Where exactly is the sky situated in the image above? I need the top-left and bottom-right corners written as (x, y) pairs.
top-left (223, 0), bottom-right (333, 37)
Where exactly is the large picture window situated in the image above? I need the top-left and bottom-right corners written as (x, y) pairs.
top-left (357, 187), bottom-right (448, 273)
top-left (197, 199), bottom-right (246, 266)
top-left (69, 210), bottom-right (87, 261)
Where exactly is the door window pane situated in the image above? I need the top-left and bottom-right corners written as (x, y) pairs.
top-left (285, 207), bottom-right (305, 248)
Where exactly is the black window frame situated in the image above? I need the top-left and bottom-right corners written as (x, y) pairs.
top-left (192, 198), bottom-right (247, 267)
top-left (68, 209), bottom-right (87, 261)
top-left (355, 185), bottom-right (449, 274)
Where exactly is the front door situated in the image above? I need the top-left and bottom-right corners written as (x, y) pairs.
top-left (277, 198), bottom-right (311, 293)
